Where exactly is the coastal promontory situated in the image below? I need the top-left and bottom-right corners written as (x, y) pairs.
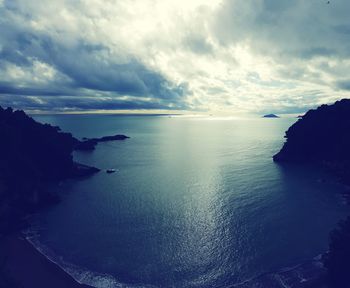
top-left (0, 107), bottom-right (99, 232)
top-left (75, 134), bottom-right (130, 151)
top-left (0, 107), bottom-right (136, 287)
top-left (273, 99), bottom-right (350, 287)
top-left (273, 99), bottom-right (350, 184)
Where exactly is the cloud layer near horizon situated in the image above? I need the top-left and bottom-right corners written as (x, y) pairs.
top-left (1, 0), bottom-right (350, 113)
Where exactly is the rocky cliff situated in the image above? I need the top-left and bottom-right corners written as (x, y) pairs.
top-left (273, 99), bottom-right (350, 287)
top-left (273, 99), bottom-right (350, 184)
top-left (0, 107), bottom-right (98, 232)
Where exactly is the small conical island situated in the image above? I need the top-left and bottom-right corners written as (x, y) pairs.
top-left (263, 114), bottom-right (280, 118)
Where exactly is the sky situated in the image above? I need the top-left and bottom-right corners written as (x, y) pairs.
top-left (1, 0), bottom-right (350, 114)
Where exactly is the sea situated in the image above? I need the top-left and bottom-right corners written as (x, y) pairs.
top-left (26, 114), bottom-right (349, 288)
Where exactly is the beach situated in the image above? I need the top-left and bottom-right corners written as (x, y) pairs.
top-left (0, 233), bottom-right (92, 288)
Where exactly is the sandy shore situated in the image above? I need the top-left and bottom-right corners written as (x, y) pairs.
top-left (0, 233), bottom-right (92, 288)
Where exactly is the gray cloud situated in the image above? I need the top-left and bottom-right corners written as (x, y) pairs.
top-left (1, 0), bottom-right (350, 114)
top-left (0, 95), bottom-right (189, 112)
top-left (335, 80), bottom-right (350, 91)
top-left (213, 0), bottom-right (350, 59)
top-left (0, 0), bottom-right (189, 111)
top-left (183, 34), bottom-right (214, 55)
top-left (333, 24), bottom-right (350, 35)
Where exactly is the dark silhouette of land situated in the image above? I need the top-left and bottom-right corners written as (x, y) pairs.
top-left (274, 99), bottom-right (350, 288)
top-left (0, 234), bottom-right (92, 288)
top-left (274, 99), bottom-right (350, 185)
top-left (75, 134), bottom-right (129, 151)
top-left (0, 106), bottom-right (128, 287)
top-left (263, 114), bottom-right (280, 118)
top-left (0, 107), bottom-right (100, 233)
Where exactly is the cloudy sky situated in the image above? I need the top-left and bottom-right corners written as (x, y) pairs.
top-left (1, 0), bottom-right (350, 114)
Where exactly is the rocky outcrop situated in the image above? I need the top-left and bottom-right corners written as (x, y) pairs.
top-left (0, 107), bottom-right (99, 233)
top-left (273, 99), bottom-right (350, 184)
top-left (273, 99), bottom-right (350, 287)
top-left (75, 135), bottom-right (129, 151)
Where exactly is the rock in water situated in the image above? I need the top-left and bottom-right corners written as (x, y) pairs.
top-left (75, 135), bottom-right (130, 151)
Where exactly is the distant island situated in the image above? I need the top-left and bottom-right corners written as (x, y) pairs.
top-left (274, 99), bottom-right (350, 288)
top-left (263, 114), bottom-right (280, 118)
top-left (0, 107), bottom-right (128, 287)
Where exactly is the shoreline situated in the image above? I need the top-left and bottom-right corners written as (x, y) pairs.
top-left (24, 229), bottom-right (124, 288)
top-left (19, 231), bottom-right (330, 288)
top-left (232, 255), bottom-right (329, 288)
top-left (0, 230), bottom-right (330, 288)
top-left (2, 169), bottom-right (345, 288)
top-left (9, 166), bottom-right (346, 288)
top-left (0, 232), bottom-right (93, 288)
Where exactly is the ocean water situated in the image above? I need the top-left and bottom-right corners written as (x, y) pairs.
top-left (28, 114), bottom-right (349, 288)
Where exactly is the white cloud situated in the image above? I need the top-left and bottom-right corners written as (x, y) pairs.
top-left (1, 0), bottom-right (350, 113)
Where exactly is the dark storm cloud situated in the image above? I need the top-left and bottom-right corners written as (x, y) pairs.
top-left (0, 95), bottom-right (189, 112)
top-left (0, 2), bottom-right (189, 111)
top-left (0, 82), bottom-right (74, 96)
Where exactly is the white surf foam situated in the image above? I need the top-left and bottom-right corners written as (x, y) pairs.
top-left (23, 227), bottom-right (156, 288)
